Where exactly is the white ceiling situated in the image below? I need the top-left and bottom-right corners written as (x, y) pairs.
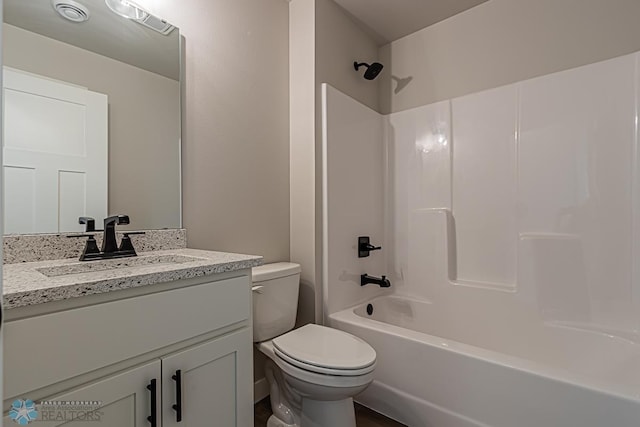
top-left (333, 0), bottom-right (490, 43)
top-left (4, 0), bottom-right (180, 80)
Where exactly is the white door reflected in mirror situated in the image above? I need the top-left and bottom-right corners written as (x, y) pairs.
top-left (3, 67), bottom-right (108, 234)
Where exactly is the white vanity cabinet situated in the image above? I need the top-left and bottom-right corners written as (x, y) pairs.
top-left (4, 361), bottom-right (160, 426)
top-left (3, 270), bottom-right (255, 427)
top-left (161, 329), bottom-right (252, 427)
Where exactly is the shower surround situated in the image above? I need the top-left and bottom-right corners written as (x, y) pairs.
top-left (322, 50), bottom-right (640, 426)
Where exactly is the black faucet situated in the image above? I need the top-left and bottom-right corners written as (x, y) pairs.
top-left (361, 274), bottom-right (391, 288)
top-left (102, 215), bottom-right (130, 253)
top-left (69, 215), bottom-right (144, 261)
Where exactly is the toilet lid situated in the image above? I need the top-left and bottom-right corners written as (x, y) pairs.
top-left (272, 324), bottom-right (376, 374)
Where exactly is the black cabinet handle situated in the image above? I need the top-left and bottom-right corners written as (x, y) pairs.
top-left (172, 369), bottom-right (183, 422)
top-left (146, 379), bottom-right (157, 427)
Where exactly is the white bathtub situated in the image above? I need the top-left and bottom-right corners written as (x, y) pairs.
top-left (329, 295), bottom-right (640, 427)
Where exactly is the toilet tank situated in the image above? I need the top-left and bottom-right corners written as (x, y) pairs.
top-left (252, 262), bottom-right (301, 342)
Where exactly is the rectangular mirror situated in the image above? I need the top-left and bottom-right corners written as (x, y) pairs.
top-left (2, 0), bottom-right (181, 234)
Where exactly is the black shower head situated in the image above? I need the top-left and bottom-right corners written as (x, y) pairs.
top-left (354, 61), bottom-right (384, 80)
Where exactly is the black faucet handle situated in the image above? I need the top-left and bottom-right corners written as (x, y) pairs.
top-left (68, 234), bottom-right (100, 260)
top-left (104, 215), bottom-right (130, 226)
top-left (78, 217), bottom-right (96, 232)
top-left (358, 236), bottom-right (382, 258)
top-left (119, 231), bottom-right (145, 253)
top-left (119, 235), bottom-right (137, 254)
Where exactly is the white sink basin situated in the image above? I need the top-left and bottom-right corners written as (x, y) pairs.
top-left (36, 254), bottom-right (205, 278)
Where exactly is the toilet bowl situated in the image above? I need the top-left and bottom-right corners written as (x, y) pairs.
top-left (252, 263), bottom-right (376, 427)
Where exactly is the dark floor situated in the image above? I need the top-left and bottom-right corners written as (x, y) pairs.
top-left (255, 397), bottom-right (406, 427)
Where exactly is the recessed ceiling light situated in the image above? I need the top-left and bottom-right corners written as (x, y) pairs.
top-left (104, 0), bottom-right (148, 20)
top-left (51, 0), bottom-right (90, 23)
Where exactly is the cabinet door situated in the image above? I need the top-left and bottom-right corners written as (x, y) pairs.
top-left (162, 328), bottom-right (253, 427)
top-left (4, 361), bottom-right (160, 427)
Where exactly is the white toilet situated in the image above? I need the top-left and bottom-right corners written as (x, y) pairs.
top-left (252, 262), bottom-right (376, 427)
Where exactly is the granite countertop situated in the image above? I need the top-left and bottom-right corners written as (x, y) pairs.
top-left (3, 248), bottom-right (263, 310)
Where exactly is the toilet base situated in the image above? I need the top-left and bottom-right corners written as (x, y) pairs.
top-left (258, 339), bottom-right (372, 427)
top-left (267, 398), bottom-right (356, 427)
top-left (267, 414), bottom-right (297, 427)
top-left (300, 397), bottom-right (356, 427)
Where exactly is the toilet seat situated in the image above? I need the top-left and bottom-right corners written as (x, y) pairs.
top-left (272, 324), bottom-right (376, 376)
top-left (258, 340), bottom-right (375, 389)
top-left (273, 347), bottom-right (376, 376)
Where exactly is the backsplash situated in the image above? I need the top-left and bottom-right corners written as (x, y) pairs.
top-left (3, 229), bottom-right (187, 264)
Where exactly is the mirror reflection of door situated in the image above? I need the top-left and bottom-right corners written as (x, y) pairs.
top-left (3, 67), bottom-right (108, 234)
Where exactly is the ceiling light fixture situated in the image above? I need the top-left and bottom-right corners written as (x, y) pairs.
top-left (104, 0), bottom-right (148, 20)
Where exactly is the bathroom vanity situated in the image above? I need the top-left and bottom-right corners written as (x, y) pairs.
top-left (3, 248), bottom-right (262, 426)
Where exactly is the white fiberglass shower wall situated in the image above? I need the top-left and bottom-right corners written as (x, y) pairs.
top-left (322, 50), bottom-right (640, 426)
top-left (388, 52), bottom-right (639, 330)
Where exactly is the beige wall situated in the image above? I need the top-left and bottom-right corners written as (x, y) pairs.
top-left (137, 0), bottom-right (290, 392)
top-left (139, 0), bottom-right (290, 263)
top-left (3, 23), bottom-right (181, 230)
top-left (289, 0), bottom-right (317, 327)
top-left (140, 0), bottom-right (377, 336)
top-left (315, 0), bottom-right (380, 113)
top-left (380, 0), bottom-right (640, 113)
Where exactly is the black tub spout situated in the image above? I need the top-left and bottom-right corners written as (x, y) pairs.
top-left (361, 274), bottom-right (391, 288)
